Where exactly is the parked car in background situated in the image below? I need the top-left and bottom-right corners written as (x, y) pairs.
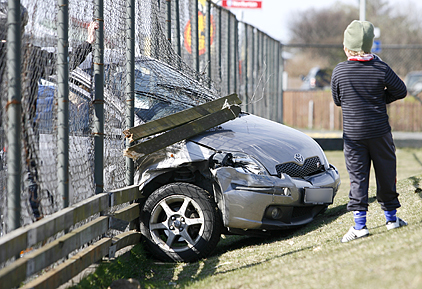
top-left (301, 66), bottom-right (332, 90)
top-left (404, 71), bottom-right (422, 96)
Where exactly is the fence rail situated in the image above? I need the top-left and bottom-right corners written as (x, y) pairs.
top-left (0, 185), bottom-right (142, 289)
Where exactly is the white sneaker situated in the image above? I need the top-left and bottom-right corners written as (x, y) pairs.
top-left (386, 217), bottom-right (407, 230)
top-left (341, 226), bottom-right (369, 243)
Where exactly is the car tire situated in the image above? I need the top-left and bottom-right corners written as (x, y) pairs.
top-left (140, 182), bottom-right (222, 262)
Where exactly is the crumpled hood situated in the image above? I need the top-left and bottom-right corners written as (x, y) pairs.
top-left (190, 114), bottom-right (328, 175)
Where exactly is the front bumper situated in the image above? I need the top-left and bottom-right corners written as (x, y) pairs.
top-left (215, 166), bottom-right (340, 230)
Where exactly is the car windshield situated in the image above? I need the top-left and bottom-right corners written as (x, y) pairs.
top-left (102, 57), bottom-right (217, 123)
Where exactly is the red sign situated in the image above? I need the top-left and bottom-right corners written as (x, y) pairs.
top-left (222, 0), bottom-right (262, 9)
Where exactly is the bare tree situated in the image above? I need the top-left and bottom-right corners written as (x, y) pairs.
top-left (285, 0), bottom-right (422, 83)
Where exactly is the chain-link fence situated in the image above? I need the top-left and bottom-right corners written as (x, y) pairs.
top-left (0, 0), bottom-right (284, 241)
top-left (2, 0), bottom-right (422, 238)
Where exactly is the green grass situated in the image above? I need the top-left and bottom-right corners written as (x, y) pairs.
top-left (70, 148), bottom-right (422, 289)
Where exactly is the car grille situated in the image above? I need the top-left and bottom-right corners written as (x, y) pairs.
top-left (276, 156), bottom-right (324, 178)
top-left (291, 207), bottom-right (314, 219)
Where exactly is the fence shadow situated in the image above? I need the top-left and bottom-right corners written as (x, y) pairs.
top-left (174, 202), bottom-right (348, 288)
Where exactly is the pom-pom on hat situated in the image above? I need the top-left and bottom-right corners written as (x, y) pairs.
top-left (343, 20), bottom-right (375, 53)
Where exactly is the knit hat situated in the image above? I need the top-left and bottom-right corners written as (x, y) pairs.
top-left (343, 20), bottom-right (375, 53)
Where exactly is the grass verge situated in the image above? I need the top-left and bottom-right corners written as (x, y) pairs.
top-left (70, 149), bottom-right (422, 289)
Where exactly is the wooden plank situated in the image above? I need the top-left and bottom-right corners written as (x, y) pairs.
top-left (0, 257), bottom-right (27, 289)
top-left (0, 184), bottom-right (143, 264)
top-left (112, 231), bottom-right (142, 251)
top-left (123, 93), bottom-right (241, 142)
top-left (0, 216), bottom-right (109, 288)
top-left (21, 231), bottom-right (141, 289)
top-left (110, 184), bottom-right (143, 206)
top-left (124, 105), bottom-right (241, 159)
top-left (113, 203), bottom-right (140, 223)
top-left (0, 226), bottom-right (28, 266)
top-left (0, 193), bottom-right (108, 265)
top-left (71, 193), bottom-right (109, 223)
top-left (21, 238), bottom-right (112, 289)
top-left (1, 200), bottom-right (141, 288)
top-left (0, 187), bottom-right (142, 287)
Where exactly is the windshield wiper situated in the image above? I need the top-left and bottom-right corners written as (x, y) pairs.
top-left (134, 90), bottom-right (171, 104)
top-left (135, 89), bottom-right (196, 108)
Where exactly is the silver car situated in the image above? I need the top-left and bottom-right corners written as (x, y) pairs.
top-left (41, 53), bottom-right (341, 263)
top-left (131, 58), bottom-right (341, 263)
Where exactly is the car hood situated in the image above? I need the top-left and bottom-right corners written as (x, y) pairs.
top-left (190, 114), bottom-right (328, 175)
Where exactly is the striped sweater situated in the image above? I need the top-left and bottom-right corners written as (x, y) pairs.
top-left (331, 56), bottom-right (407, 140)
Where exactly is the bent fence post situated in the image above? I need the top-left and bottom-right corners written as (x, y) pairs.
top-left (6, 0), bottom-right (22, 233)
top-left (57, 0), bottom-right (70, 208)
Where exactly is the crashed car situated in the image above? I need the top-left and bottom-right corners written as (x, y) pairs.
top-left (39, 52), bottom-right (340, 262)
top-left (129, 57), bottom-right (341, 262)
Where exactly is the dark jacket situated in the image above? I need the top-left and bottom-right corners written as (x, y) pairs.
top-left (331, 55), bottom-right (407, 140)
top-left (0, 41), bottom-right (92, 125)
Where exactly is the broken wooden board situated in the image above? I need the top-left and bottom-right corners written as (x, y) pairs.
top-left (123, 93), bottom-right (241, 142)
top-left (124, 105), bottom-right (241, 160)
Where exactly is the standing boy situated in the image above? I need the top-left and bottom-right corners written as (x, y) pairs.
top-left (331, 20), bottom-right (408, 242)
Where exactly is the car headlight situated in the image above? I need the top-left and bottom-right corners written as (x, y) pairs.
top-left (211, 152), bottom-right (269, 175)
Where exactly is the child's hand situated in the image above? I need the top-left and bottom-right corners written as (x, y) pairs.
top-left (87, 21), bottom-right (99, 44)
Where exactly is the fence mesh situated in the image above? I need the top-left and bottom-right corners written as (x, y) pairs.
top-left (0, 0), bottom-right (237, 236)
top-left (1, 0), bottom-right (422, 284)
top-left (1, 0), bottom-right (422, 238)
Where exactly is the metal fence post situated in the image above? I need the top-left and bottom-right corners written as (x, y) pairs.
top-left (271, 39), bottom-right (276, 121)
top-left (166, 0), bottom-right (171, 43)
top-left (250, 27), bottom-right (255, 114)
top-left (175, 0), bottom-right (181, 57)
top-left (227, 14), bottom-right (231, 94)
top-left (126, 0), bottom-right (135, 186)
top-left (265, 35), bottom-right (270, 119)
top-left (278, 43), bottom-right (283, 124)
top-left (234, 18), bottom-right (238, 92)
top-left (244, 24), bottom-right (249, 112)
top-left (206, 0), bottom-right (211, 86)
top-left (6, 0), bottom-right (22, 232)
top-left (192, 0), bottom-right (199, 73)
top-left (218, 6), bottom-right (222, 82)
top-left (57, 0), bottom-right (70, 208)
top-left (257, 30), bottom-right (261, 116)
top-left (94, 0), bottom-right (104, 194)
